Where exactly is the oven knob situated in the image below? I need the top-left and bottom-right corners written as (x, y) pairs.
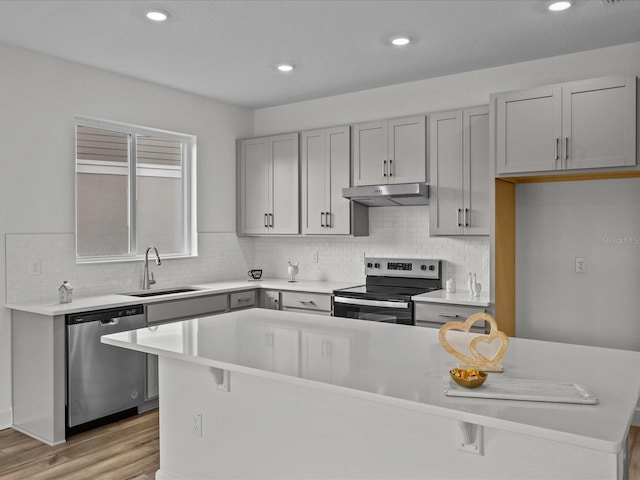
top-left (428, 265), bottom-right (435, 271)
top-left (374, 263), bottom-right (380, 268)
top-left (420, 265), bottom-right (427, 271)
top-left (367, 262), bottom-right (373, 268)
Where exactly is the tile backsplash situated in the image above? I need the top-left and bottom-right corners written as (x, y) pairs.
top-left (5, 206), bottom-right (489, 305)
top-left (254, 206), bottom-right (489, 289)
top-left (5, 233), bottom-right (255, 304)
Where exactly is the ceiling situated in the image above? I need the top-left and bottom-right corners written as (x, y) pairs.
top-left (1, 0), bottom-right (640, 109)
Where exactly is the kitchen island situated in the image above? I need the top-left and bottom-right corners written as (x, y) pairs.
top-left (103, 309), bottom-right (640, 480)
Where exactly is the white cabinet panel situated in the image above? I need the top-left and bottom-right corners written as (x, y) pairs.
top-left (563, 76), bottom-right (636, 170)
top-left (430, 106), bottom-right (489, 236)
top-left (353, 116), bottom-right (426, 186)
top-left (237, 133), bottom-right (299, 235)
top-left (496, 86), bottom-right (561, 174)
top-left (496, 75), bottom-right (636, 175)
top-left (301, 126), bottom-right (354, 235)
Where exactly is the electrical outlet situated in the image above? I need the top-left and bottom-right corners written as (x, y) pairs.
top-left (190, 411), bottom-right (202, 437)
top-left (216, 251), bottom-right (226, 263)
top-left (275, 250), bottom-right (281, 260)
top-left (575, 257), bottom-right (587, 274)
top-left (312, 251), bottom-right (319, 263)
top-left (29, 259), bottom-right (42, 276)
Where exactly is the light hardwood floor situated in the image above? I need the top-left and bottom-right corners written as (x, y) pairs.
top-left (0, 412), bottom-right (638, 479)
top-left (0, 409), bottom-right (159, 480)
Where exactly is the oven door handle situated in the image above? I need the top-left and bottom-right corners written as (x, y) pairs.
top-left (333, 296), bottom-right (409, 309)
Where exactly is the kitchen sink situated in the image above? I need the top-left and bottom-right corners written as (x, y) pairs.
top-left (123, 287), bottom-right (202, 297)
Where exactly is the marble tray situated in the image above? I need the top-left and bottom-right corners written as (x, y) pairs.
top-left (443, 376), bottom-right (598, 404)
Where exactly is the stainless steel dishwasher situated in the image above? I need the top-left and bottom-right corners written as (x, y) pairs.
top-left (66, 304), bottom-right (146, 436)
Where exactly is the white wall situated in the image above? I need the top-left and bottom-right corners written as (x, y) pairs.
top-left (0, 42), bottom-right (254, 428)
top-left (254, 42), bottom-right (640, 135)
top-left (515, 178), bottom-right (640, 351)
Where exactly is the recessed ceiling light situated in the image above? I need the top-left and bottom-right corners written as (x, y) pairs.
top-left (391, 36), bottom-right (411, 46)
top-left (277, 64), bottom-right (295, 72)
top-left (146, 10), bottom-right (169, 22)
top-left (548, 1), bottom-right (572, 11)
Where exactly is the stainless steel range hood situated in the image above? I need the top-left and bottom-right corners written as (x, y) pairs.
top-left (342, 183), bottom-right (429, 207)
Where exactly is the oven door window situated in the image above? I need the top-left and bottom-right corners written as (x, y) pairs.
top-left (333, 302), bottom-right (413, 325)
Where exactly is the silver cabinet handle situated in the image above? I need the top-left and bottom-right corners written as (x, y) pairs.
top-left (383, 159), bottom-right (387, 177)
top-left (269, 213), bottom-right (274, 228)
top-left (555, 138), bottom-right (559, 161)
top-left (237, 297), bottom-right (252, 303)
top-left (264, 213), bottom-right (268, 228)
top-left (464, 208), bottom-right (469, 227)
top-left (438, 313), bottom-right (460, 318)
top-left (320, 212), bottom-right (326, 227)
top-left (564, 137), bottom-right (569, 161)
top-left (457, 209), bottom-right (462, 227)
top-left (389, 159), bottom-right (394, 177)
top-left (298, 300), bottom-right (316, 305)
top-left (325, 211), bottom-right (331, 228)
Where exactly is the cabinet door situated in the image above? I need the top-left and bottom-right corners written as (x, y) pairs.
top-left (388, 115), bottom-right (426, 184)
top-left (352, 120), bottom-right (387, 186)
top-left (429, 111), bottom-right (463, 235)
top-left (238, 137), bottom-right (270, 234)
top-left (496, 85), bottom-right (562, 174)
top-left (269, 133), bottom-right (299, 234)
top-left (301, 129), bottom-right (327, 234)
top-left (326, 125), bottom-right (351, 234)
top-left (563, 76), bottom-right (636, 170)
top-left (463, 106), bottom-right (490, 235)
top-left (259, 290), bottom-right (280, 310)
top-left (302, 332), bottom-right (351, 383)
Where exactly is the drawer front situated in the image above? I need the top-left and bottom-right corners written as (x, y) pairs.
top-left (414, 303), bottom-right (486, 328)
top-left (229, 290), bottom-right (257, 310)
top-left (281, 291), bottom-right (331, 312)
top-left (147, 294), bottom-right (228, 324)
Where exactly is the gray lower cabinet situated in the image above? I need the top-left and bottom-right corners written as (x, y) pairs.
top-left (229, 290), bottom-right (256, 310)
top-left (429, 106), bottom-right (489, 236)
top-left (414, 303), bottom-right (487, 333)
top-left (237, 133), bottom-right (299, 235)
top-left (280, 291), bottom-right (332, 316)
top-left (146, 293), bottom-right (228, 324)
top-left (495, 75), bottom-right (636, 175)
top-left (352, 115), bottom-right (427, 186)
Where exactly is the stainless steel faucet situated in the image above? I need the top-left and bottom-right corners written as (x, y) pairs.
top-left (143, 246), bottom-right (162, 289)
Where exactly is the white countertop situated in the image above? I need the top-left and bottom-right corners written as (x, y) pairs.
top-left (413, 290), bottom-right (491, 307)
top-left (6, 278), bottom-right (358, 316)
top-left (103, 308), bottom-right (640, 454)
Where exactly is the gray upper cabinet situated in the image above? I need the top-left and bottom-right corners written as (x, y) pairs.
top-left (237, 133), bottom-right (299, 235)
top-left (496, 75), bottom-right (636, 175)
top-left (430, 106), bottom-right (490, 236)
top-left (352, 115), bottom-right (426, 186)
top-left (301, 126), bottom-right (352, 235)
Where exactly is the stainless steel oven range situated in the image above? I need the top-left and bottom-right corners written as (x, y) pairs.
top-left (332, 257), bottom-right (441, 325)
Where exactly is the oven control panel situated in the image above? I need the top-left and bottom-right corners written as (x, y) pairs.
top-left (365, 257), bottom-right (441, 279)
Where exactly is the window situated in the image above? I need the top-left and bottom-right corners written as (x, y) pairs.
top-left (75, 118), bottom-right (196, 262)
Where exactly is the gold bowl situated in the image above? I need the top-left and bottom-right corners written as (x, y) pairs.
top-left (449, 368), bottom-right (488, 389)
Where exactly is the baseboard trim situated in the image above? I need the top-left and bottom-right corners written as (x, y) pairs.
top-left (0, 408), bottom-right (12, 430)
top-left (155, 469), bottom-right (184, 480)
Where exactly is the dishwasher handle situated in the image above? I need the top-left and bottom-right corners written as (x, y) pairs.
top-left (66, 304), bottom-right (144, 325)
top-left (100, 318), bottom-right (120, 326)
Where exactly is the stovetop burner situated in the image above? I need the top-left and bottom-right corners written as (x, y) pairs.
top-left (333, 257), bottom-right (442, 301)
